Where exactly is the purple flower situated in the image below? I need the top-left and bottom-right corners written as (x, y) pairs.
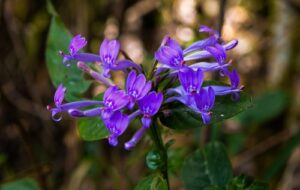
top-left (61, 37), bottom-right (141, 77)
top-left (192, 87), bottom-right (215, 124)
top-left (189, 61), bottom-right (231, 72)
top-left (69, 35), bottom-right (87, 55)
top-left (184, 39), bottom-right (238, 61)
top-left (205, 44), bottom-right (233, 76)
top-left (104, 111), bottom-right (129, 146)
top-left (138, 92), bottom-right (163, 128)
top-left (100, 39), bottom-right (120, 77)
top-left (77, 61), bottom-right (114, 87)
top-left (178, 67), bottom-right (204, 95)
top-left (99, 39), bottom-right (142, 78)
top-left (183, 25), bottom-right (219, 55)
top-left (199, 25), bottom-right (219, 35)
top-left (206, 44), bottom-right (227, 65)
top-left (155, 36), bottom-right (185, 70)
top-left (124, 127), bottom-right (146, 150)
top-left (101, 86), bottom-right (129, 119)
top-left (67, 108), bottom-right (102, 118)
top-left (162, 35), bottom-right (182, 52)
top-left (126, 70), bottom-right (152, 109)
top-left (167, 68), bottom-right (204, 105)
top-left (208, 69), bottom-right (244, 100)
top-left (54, 84), bottom-right (66, 107)
top-left (47, 84), bottom-right (102, 121)
top-left (60, 35), bottom-right (102, 64)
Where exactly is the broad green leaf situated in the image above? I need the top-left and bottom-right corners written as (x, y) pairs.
top-left (181, 142), bottom-right (232, 190)
top-left (134, 175), bottom-right (168, 190)
top-left (46, 14), bottom-right (90, 101)
top-left (227, 175), bottom-right (268, 190)
top-left (0, 178), bottom-right (39, 190)
top-left (236, 90), bottom-right (289, 125)
top-left (76, 93), bottom-right (108, 141)
top-left (159, 92), bottom-right (251, 130)
top-left (168, 148), bottom-right (186, 174)
top-left (77, 117), bottom-right (109, 141)
top-left (262, 132), bottom-right (300, 181)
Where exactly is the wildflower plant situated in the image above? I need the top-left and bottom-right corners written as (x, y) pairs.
top-left (45, 7), bottom-right (264, 190)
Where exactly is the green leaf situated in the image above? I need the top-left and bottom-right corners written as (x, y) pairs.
top-left (77, 117), bottom-right (109, 141)
top-left (76, 93), bottom-right (109, 141)
top-left (181, 141), bottom-right (232, 190)
top-left (236, 90), bottom-right (289, 125)
top-left (134, 175), bottom-right (168, 190)
top-left (262, 131), bottom-right (300, 181)
top-left (159, 92), bottom-right (252, 130)
top-left (46, 15), bottom-right (90, 101)
top-left (168, 148), bottom-right (186, 174)
top-left (227, 175), bottom-right (268, 190)
top-left (46, 0), bottom-right (58, 16)
top-left (0, 178), bottom-right (39, 190)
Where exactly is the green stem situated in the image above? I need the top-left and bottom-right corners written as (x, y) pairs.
top-left (150, 119), bottom-right (170, 189)
top-left (148, 60), bottom-right (158, 80)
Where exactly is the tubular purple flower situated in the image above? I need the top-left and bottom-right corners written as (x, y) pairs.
top-left (193, 87), bottom-right (215, 124)
top-left (68, 107), bottom-right (102, 118)
top-left (54, 84), bottom-right (66, 107)
top-left (206, 44), bottom-right (227, 65)
top-left (77, 61), bottom-right (114, 87)
top-left (99, 39), bottom-right (142, 77)
top-left (184, 25), bottom-right (220, 55)
top-left (60, 35), bottom-right (102, 65)
top-left (47, 84), bottom-right (102, 121)
top-left (128, 110), bottom-right (141, 121)
top-left (124, 127), bottom-right (146, 150)
top-left (167, 60), bottom-right (232, 78)
top-left (126, 70), bottom-right (152, 109)
top-left (178, 67), bottom-right (204, 95)
top-left (167, 68), bottom-right (204, 105)
top-left (161, 35), bottom-right (182, 52)
top-left (138, 92), bottom-right (163, 128)
top-left (177, 67), bottom-right (204, 105)
top-left (183, 38), bottom-right (217, 55)
top-left (189, 61), bottom-right (231, 72)
top-left (184, 39), bottom-right (238, 61)
top-left (102, 86), bottom-right (129, 119)
top-left (206, 44), bottom-right (231, 76)
top-left (69, 35), bottom-right (87, 55)
top-left (155, 37), bottom-right (185, 70)
top-left (100, 39), bottom-right (120, 77)
top-left (199, 25), bottom-right (219, 36)
top-left (104, 111), bottom-right (129, 146)
top-left (111, 60), bottom-right (142, 74)
top-left (207, 69), bottom-right (244, 100)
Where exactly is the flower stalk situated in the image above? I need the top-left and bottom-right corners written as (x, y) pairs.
top-left (149, 118), bottom-right (170, 189)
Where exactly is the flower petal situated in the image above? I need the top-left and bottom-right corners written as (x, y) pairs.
top-left (138, 81), bottom-right (152, 99)
top-left (54, 84), bottom-right (66, 107)
top-left (69, 34), bottom-right (87, 55)
top-left (201, 112), bottom-right (212, 125)
top-left (141, 116), bottom-right (152, 128)
top-left (126, 70), bottom-right (137, 93)
top-left (124, 127), bottom-right (146, 150)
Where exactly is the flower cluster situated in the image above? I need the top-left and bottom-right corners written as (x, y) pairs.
top-left (48, 25), bottom-right (243, 149)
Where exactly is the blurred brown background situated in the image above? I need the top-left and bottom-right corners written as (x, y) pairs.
top-left (0, 0), bottom-right (300, 189)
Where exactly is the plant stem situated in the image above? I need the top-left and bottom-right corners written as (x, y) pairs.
top-left (150, 119), bottom-right (170, 189)
top-left (148, 60), bottom-right (158, 80)
top-left (217, 0), bottom-right (227, 36)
